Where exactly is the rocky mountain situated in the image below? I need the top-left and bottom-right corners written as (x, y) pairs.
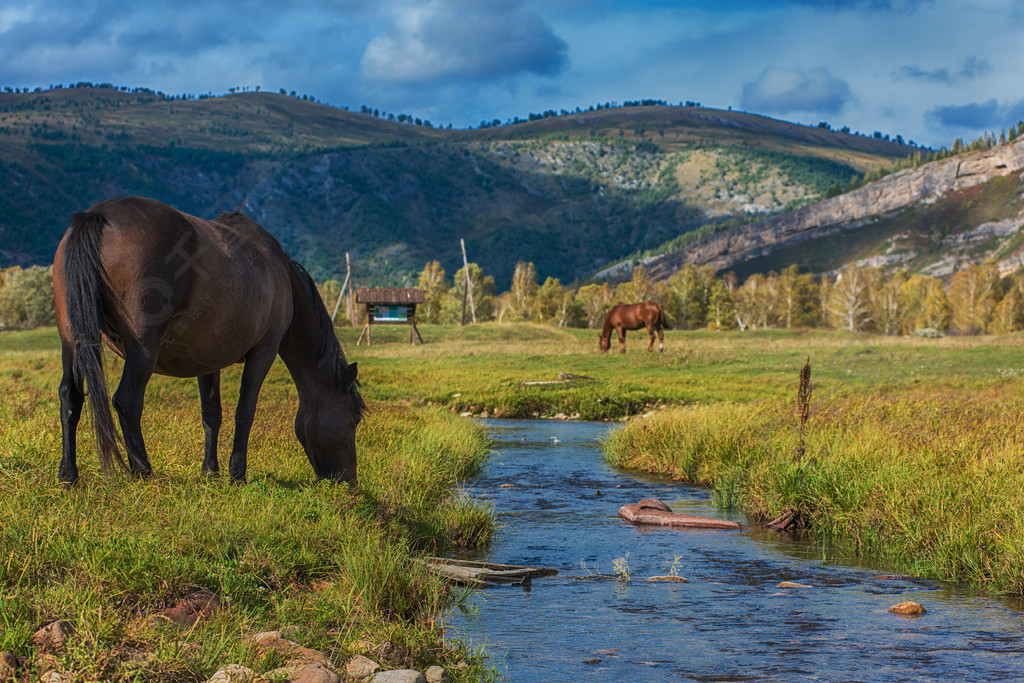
top-left (0, 86), bottom-right (913, 286)
top-left (643, 137), bottom-right (1024, 282)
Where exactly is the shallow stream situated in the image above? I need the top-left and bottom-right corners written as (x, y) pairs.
top-left (447, 419), bottom-right (1024, 682)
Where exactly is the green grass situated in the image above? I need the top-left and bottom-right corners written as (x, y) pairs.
top-left (340, 322), bottom-right (1024, 596)
top-left (0, 327), bottom-right (495, 681)
top-left (329, 322), bottom-right (1024, 417)
top-left (7, 322), bottom-right (1024, 679)
top-left (604, 366), bottom-right (1024, 594)
top-left (333, 322), bottom-right (1024, 593)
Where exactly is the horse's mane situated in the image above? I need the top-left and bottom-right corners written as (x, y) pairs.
top-left (600, 303), bottom-right (623, 338)
top-left (288, 260), bottom-right (367, 417)
top-left (215, 211), bottom-right (259, 228)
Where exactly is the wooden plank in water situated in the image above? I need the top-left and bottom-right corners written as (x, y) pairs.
top-left (618, 498), bottom-right (742, 530)
top-left (423, 557), bottom-right (558, 587)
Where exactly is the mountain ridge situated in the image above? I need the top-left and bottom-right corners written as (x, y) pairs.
top-left (643, 136), bottom-right (1024, 282)
top-left (0, 87), bottom-right (917, 284)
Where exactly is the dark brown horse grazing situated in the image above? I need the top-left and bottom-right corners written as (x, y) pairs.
top-left (52, 196), bottom-right (365, 486)
top-left (599, 301), bottom-right (665, 353)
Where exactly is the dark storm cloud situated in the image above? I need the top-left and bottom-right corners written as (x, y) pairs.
top-left (926, 98), bottom-right (1024, 130)
top-left (895, 56), bottom-right (991, 85)
top-left (740, 66), bottom-right (852, 115)
top-left (360, 0), bottom-right (568, 83)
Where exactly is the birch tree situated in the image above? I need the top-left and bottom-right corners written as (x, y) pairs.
top-left (827, 265), bottom-right (874, 331)
top-left (416, 261), bottom-right (448, 323)
top-left (576, 283), bottom-right (615, 329)
top-left (948, 264), bottom-right (1001, 334)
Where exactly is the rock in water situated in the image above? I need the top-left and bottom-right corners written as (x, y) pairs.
top-left (888, 601), bottom-right (926, 616)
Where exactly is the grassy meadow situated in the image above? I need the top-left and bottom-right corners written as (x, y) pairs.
top-left (3, 323), bottom-right (1024, 679)
top-left (0, 327), bottom-right (494, 681)
top-left (341, 322), bottom-right (1024, 594)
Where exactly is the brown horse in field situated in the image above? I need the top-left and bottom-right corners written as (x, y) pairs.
top-left (53, 196), bottom-right (365, 486)
top-left (599, 301), bottom-right (665, 353)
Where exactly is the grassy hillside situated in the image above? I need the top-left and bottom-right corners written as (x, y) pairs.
top-left (0, 86), bottom-right (914, 285)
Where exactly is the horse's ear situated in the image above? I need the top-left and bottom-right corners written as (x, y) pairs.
top-left (341, 362), bottom-right (358, 390)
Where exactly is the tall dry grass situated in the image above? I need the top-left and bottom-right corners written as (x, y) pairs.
top-left (605, 386), bottom-right (1024, 592)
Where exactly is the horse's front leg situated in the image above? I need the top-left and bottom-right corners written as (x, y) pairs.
top-left (228, 347), bottom-right (278, 483)
top-left (617, 326), bottom-right (627, 353)
top-left (198, 372), bottom-right (222, 476)
top-left (111, 345), bottom-right (157, 478)
top-left (58, 343), bottom-right (84, 486)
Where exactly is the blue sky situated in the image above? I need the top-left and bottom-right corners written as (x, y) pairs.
top-left (1, 0), bottom-right (1022, 148)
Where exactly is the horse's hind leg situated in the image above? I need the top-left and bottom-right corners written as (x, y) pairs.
top-left (198, 372), bottom-right (222, 476)
top-left (647, 323), bottom-right (664, 352)
top-left (111, 344), bottom-right (157, 478)
top-left (58, 342), bottom-right (84, 486)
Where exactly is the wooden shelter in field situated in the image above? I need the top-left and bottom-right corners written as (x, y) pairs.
top-left (354, 287), bottom-right (426, 346)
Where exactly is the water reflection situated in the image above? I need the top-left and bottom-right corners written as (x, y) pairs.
top-left (446, 419), bottom-right (1024, 682)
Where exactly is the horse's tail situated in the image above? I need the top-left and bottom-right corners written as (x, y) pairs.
top-left (655, 302), bottom-right (666, 329)
top-left (62, 211), bottom-right (126, 473)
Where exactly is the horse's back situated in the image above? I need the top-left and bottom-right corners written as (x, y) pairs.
top-left (60, 196), bottom-right (294, 377)
top-left (606, 301), bottom-right (662, 329)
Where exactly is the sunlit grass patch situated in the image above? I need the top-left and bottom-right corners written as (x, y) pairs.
top-left (605, 386), bottom-right (1024, 593)
top-left (0, 336), bottom-right (494, 680)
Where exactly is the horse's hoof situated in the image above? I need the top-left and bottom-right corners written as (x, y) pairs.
top-left (58, 468), bottom-right (79, 488)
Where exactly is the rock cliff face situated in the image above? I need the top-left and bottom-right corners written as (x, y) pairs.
top-left (646, 138), bottom-right (1024, 280)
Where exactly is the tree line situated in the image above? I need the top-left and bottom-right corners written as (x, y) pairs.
top-left (5, 260), bottom-right (1024, 337)
top-left (318, 260), bottom-right (1024, 337)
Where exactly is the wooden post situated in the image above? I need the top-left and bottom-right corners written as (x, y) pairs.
top-left (331, 271), bottom-right (350, 322)
top-left (345, 253), bottom-right (353, 326)
top-left (356, 304), bottom-right (372, 346)
top-left (461, 238), bottom-right (476, 325)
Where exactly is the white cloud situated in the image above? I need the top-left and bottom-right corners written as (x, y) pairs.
top-left (740, 66), bottom-right (852, 115)
top-left (360, 0), bottom-right (567, 84)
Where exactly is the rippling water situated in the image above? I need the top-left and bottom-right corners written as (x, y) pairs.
top-left (446, 419), bottom-right (1024, 682)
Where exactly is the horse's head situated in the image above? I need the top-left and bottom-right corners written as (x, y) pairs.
top-left (294, 362), bottom-right (364, 484)
top-left (599, 333), bottom-right (611, 352)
